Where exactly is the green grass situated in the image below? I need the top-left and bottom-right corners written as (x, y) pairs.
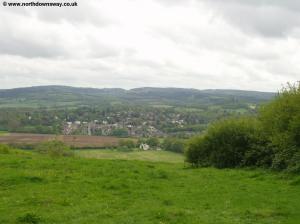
top-left (0, 131), bottom-right (8, 136)
top-left (76, 149), bottom-right (184, 163)
top-left (1, 150), bottom-right (300, 224)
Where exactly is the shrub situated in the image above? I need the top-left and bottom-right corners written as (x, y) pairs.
top-left (119, 139), bottom-right (136, 148)
top-left (186, 82), bottom-right (300, 173)
top-left (260, 82), bottom-right (300, 172)
top-left (185, 136), bottom-right (210, 167)
top-left (35, 140), bottom-right (73, 157)
top-left (146, 137), bottom-right (160, 148)
top-left (162, 138), bottom-right (185, 153)
top-left (0, 144), bottom-right (11, 154)
top-left (185, 117), bottom-right (272, 168)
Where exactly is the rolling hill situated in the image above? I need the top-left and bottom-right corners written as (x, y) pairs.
top-left (0, 85), bottom-right (275, 108)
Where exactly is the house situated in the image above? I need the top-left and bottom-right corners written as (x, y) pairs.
top-left (139, 143), bottom-right (150, 151)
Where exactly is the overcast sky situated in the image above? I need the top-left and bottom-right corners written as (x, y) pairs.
top-left (0, 0), bottom-right (299, 91)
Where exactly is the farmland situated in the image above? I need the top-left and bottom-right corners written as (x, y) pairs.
top-left (0, 133), bottom-right (124, 148)
top-left (1, 149), bottom-right (300, 224)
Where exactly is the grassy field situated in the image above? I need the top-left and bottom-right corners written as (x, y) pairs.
top-left (76, 149), bottom-right (184, 163)
top-left (1, 150), bottom-right (300, 224)
top-left (0, 131), bottom-right (8, 136)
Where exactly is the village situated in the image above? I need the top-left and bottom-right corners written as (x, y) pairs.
top-left (62, 114), bottom-right (186, 137)
top-left (62, 108), bottom-right (188, 137)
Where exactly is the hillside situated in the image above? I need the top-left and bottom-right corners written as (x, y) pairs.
top-left (1, 149), bottom-right (300, 224)
top-left (0, 86), bottom-right (276, 136)
top-left (0, 85), bottom-right (275, 108)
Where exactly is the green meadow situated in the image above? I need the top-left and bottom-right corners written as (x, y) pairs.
top-left (1, 149), bottom-right (300, 224)
top-left (0, 131), bottom-right (8, 136)
top-left (76, 149), bottom-right (184, 163)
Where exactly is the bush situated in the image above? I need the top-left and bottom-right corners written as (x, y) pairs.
top-left (0, 144), bottom-right (11, 154)
top-left (185, 136), bottom-right (210, 167)
top-left (162, 138), bottom-right (185, 153)
top-left (260, 82), bottom-right (300, 172)
top-left (186, 82), bottom-right (300, 173)
top-left (185, 117), bottom-right (272, 168)
top-left (146, 137), bottom-right (160, 148)
top-left (119, 139), bottom-right (136, 148)
top-left (35, 140), bottom-right (73, 157)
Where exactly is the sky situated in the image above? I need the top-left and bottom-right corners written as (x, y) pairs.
top-left (0, 0), bottom-right (299, 91)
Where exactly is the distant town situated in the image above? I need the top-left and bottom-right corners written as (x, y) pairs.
top-left (63, 111), bottom-right (187, 137)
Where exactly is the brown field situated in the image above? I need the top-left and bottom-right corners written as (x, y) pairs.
top-left (0, 133), bottom-right (126, 148)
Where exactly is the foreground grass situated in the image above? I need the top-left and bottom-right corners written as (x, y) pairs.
top-left (76, 149), bottom-right (184, 163)
top-left (1, 150), bottom-right (300, 224)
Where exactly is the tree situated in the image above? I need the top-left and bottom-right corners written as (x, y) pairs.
top-left (260, 82), bottom-right (300, 172)
top-left (162, 138), bottom-right (185, 153)
top-left (111, 129), bottom-right (128, 137)
top-left (146, 137), bottom-right (160, 148)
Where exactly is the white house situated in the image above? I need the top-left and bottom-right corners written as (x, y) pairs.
top-left (139, 143), bottom-right (150, 151)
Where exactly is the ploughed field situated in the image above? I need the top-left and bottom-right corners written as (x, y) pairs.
top-left (0, 133), bottom-right (122, 148)
top-left (1, 149), bottom-right (300, 224)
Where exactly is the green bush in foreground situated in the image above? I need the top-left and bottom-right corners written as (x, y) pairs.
top-left (260, 82), bottom-right (300, 172)
top-left (186, 82), bottom-right (300, 173)
top-left (35, 140), bottom-right (73, 157)
top-left (185, 118), bottom-right (272, 168)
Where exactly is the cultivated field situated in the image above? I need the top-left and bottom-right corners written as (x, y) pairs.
top-left (0, 133), bottom-right (124, 148)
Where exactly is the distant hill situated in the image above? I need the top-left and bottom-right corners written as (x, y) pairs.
top-left (0, 85), bottom-right (275, 108)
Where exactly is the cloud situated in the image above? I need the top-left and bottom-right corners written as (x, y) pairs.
top-left (0, 0), bottom-right (299, 91)
top-left (201, 0), bottom-right (300, 38)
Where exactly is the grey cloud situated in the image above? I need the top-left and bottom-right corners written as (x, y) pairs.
top-left (0, 10), bottom-right (119, 59)
top-left (87, 44), bottom-right (121, 59)
top-left (208, 0), bottom-right (300, 12)
top-left (157, 0), bottom-right (192, 7)
top-left (0, 34), bottom-right (64, 58)
top-left (34, 7), bottom-right (113, 26)
top-left (201, 0), bottom-right (300, 37)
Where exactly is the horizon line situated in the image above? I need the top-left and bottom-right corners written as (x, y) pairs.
top-left (0, 84), bottom-right (277, 93)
